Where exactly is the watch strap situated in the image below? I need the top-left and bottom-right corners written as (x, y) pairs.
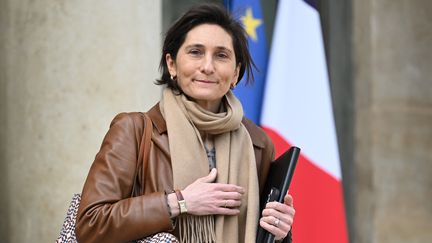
top-left (175, 189), bottom-right (187, 214)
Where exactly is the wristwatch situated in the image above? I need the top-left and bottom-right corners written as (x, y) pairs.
top-left (175, 190), bottom-right (188, 214)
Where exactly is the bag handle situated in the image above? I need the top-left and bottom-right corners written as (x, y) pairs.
top-left (131, 112), bottom-right (153, 197)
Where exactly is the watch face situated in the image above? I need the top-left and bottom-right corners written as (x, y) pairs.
top-left (179, 200), bottom-right (188, 214)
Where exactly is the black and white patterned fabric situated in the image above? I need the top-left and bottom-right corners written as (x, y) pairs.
top-left (137, 233), bottom-right (179, 243)
top-left (56, 194), bottom-right (81, 243)
top-left (56, 194), bottom-right (179, 243)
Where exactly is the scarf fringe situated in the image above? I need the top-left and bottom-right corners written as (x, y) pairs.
top-left (179, 215), bottom-right (216, 243)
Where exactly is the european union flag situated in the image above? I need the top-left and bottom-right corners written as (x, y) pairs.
top-left (225, 0), bottom-right (269, 125)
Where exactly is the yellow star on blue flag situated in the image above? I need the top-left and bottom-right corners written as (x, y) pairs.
top-left (241, 7), bottom-right (262, 42)
top-left (225, 0), bottom-right (269, 124)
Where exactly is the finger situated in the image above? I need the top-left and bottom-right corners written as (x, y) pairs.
top-left (198, 168), bottom-right (217, 183)
top-left (284, 194), bottom-right (293, 206)
top-left (213, 183), bottom-right (245, 194)
top-left (259, 217), bottom-right (288, 239)
top-left (262, 203), bottom-right (295, 223)
top-left (220, 208), bottom-right (241, 216)
top-left (221, 191), bottom-right (243, 200)
top-left (261, 208), bottom-right (287, 225)
top-left (265, 201), bottom-right (292, 214)
top-left (220, 198), bottom-right (242, 208)
top-left (261, 215), bottom-right (288, 230)
top-left (214, 206), bottom-right (241, 216)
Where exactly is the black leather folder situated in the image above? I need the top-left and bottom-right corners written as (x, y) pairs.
top-left (256, 146), bottom-right (300, 243)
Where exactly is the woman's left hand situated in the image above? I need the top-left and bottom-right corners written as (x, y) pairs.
top-left (259, 193), bottom-right (295, 241)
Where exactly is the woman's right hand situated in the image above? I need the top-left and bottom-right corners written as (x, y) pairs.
top-left (180, 168), bottom-right (245, 216)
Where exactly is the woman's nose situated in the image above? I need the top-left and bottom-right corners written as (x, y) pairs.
top-left (200, 55), bottom-right (215, 74)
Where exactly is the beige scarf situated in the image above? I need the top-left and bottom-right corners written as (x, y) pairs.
top-left (160, 88), bottom-right (259, 243)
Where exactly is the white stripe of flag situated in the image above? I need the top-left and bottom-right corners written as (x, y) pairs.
top-left (261, 0), bottom-right (349, 242)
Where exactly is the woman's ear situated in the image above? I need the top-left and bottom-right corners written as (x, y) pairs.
top-left (166, 53), bottom-right (177, 77)
top-left (233, 63), bottom-right (241, 84)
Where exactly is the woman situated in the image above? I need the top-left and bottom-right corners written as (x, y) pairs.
top-left (76, 3), bottom-right (295, 243)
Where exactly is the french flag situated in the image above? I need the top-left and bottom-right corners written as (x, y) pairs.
top-left (228, 0), bottom-right (349, 242)
top-left (260, 0), bottom-right (349, 242)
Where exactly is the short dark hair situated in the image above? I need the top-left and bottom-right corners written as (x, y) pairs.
top-left (156, 3), bottom-right (255, 92)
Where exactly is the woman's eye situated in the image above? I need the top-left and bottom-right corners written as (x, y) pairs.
top-left (216, 52), bottom-right (228, 59)
top-left (189, 49), bottom-right (202, 56)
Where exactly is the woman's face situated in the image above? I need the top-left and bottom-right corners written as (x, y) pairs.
top-left (166, 24), bottom-right (240, 111)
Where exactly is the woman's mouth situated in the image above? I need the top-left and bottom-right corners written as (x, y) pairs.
top-left (194, 79), bottom-right (218, 84)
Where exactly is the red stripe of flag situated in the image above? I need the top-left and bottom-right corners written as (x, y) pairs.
top-left (263, 127), bottom-right (348, 243)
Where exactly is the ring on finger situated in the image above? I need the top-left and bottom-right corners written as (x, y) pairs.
top-left (274, 218), bottom-right (280, 227)
top-left (224, 200), bottom-right (228, 208)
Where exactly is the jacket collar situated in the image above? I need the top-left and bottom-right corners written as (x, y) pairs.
top-left (147, 103), bottom-right (167, 134)
top-left (147, 103), bottom-right (265, 148)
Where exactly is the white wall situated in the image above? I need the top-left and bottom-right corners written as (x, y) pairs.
top-left (0, 1), bottom-right (162, 242)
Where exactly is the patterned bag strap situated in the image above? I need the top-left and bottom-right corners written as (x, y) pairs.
top-left (131, 112), bottom-right (153, 197)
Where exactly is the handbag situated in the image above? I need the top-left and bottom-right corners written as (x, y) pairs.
top-left (56, 194), bottom-right (81, 242)
top-left (56, 113), bottom-right (179, 243)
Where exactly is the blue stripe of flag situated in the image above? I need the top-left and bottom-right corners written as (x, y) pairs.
top-left (226, 0), bottom-right (269, 125)
top-left (303, 0), bottom-right (318, 10)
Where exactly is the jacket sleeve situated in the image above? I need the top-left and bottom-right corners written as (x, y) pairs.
top-left (76, 113), bottom-right (173, 243)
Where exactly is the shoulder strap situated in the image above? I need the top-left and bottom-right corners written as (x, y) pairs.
top-left (141, 112), bottom-right (153, 171)
top-left (131, 112), bottom-right (153, 197)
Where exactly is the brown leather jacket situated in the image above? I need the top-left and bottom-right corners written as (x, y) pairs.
top-left (76, 104), bottom-right (276, 243)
